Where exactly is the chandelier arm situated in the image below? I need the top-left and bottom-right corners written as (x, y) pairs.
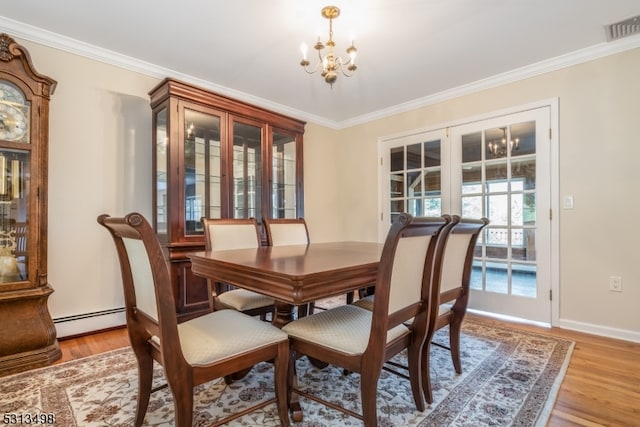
top-left (302, 61), bottom-right (323, 75)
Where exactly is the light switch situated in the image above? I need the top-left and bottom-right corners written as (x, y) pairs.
top-left (563, 195), bottom-right (574, 209)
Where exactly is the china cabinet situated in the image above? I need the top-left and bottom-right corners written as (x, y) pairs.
top-left (0, 34), bottom-right (60, 375)
top-left (149, 78), bottom-right (305, 317)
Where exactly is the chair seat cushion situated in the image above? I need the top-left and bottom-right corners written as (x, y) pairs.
top-left (355, 295), bottom-right (453, 317)
top-left (216, 289), bottom-right (274, 311)
top-left (172, 309), bottom-right (287, 366)
top-left (282, 304), bottom-right (409, 356)
top-left (352, 294), bottom-right (374, 311)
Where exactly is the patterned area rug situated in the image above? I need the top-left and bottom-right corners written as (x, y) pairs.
top-left (0, 317), bottom-right (573, 426)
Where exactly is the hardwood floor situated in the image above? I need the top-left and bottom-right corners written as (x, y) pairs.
top-left (56, 314), bottom-right (640, 426)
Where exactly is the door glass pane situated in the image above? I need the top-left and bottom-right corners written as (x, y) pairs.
top-left (407, 171), bottom-right (422, 197)
top-left (485, 161), bottom-right (508, 182)
top-left (512, 263), bottom-right (536, 297)
top-left (462, 164), bottom-right (482, 194)
top-left (233, 122), bottom-right (262, 219)
top-left (155, 108), bottom-right (167, 234)
top-left (487, 195), bottom-right (508, 226)
top-left (387, 137), bottom-right (441, 224)
top-left (390, 147), bottom-right (404, 171)
top-left (407, 143), bottom-right (421, 169)
top-left (184, 109), bottom-right (221, 233)
top-left (514, 228), bottom-right (536, 262)
top-left (407, 198), bottom-right (422, 216)
top-left (424, 140), bottom-right (441, 167)
top-left (512, 158), bottom-right (536, 190)
top-left (511, 121), bottom-right (536, 157)
top-left (486, 261), bottom-right (508, 294)
top-left (463, 120), bottom-right (541, 303)
top-left (462, 195), bottom-right (482, 218)
top-left (423, 198), bottom-right (441, 216)
top-left (390, 173), bottom-right (404, 197)
top-left (462, 131), bottom-right (482, 163)
top-left (272, 131), bottom-right (296, 218)
top-left (0, 149), bottom-right (29, 283)
top-left (390, 200), bottom-right (404, 224)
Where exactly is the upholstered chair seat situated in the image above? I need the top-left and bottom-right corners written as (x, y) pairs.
top-left (283, 304), bottom-right (409, 355)
top-left (202, 218), bottom-right (275, 320)
top-left (215, 289), bottom-right (275, 313)
top-left (98, 213), bottom-right (290, 427)
top-left (281, 214), bottom-right (453, 426)
top-left (147, 309), bottom-right (287, 366)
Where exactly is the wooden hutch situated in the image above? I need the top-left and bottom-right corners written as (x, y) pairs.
top-left (149, 78), bottom-right (305, 318)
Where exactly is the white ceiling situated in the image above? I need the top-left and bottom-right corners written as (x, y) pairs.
top-left (1, 0), bottom-right (639, 128)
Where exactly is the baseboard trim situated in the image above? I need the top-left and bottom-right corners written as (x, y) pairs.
top-left (54, 308), bottom-right (126, 339)
top-left (557, 318), bottom-right (640, 343)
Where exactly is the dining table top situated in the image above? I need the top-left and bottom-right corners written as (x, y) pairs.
top-left (188, 241), bottom-right (383, 306)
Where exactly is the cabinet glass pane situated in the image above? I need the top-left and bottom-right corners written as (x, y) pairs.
top-left (272, 131), bottom-right (296, 218)
top-left (184, 109), bottom-right (221, 234)
top-left (233, 122), bottom-right (262, 219)
top-left (155, 108), bottom-right (167, 234)
top-left (0, 149), bottom-right (29, 283)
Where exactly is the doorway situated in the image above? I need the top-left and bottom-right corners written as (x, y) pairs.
top-left (379, 102), bottom-right (556, 323)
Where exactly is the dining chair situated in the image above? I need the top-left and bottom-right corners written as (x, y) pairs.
top-left (202, 217), bottom-right (275, 321)
top-left (421, 216), bottom-right (489, 403)
top-left (262, 217), bottom-right (316, 317)
top-left (97, 212), bottom-right (290, 427)
top-left (281, 213), bottom-right (452, 425)
top-left (263, 217), bottom-right (358, 316)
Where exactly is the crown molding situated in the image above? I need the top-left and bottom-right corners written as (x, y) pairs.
top-left (339, 34), bottom-right (640, 129)
top-left (2, 15), bottom-right (639, 131)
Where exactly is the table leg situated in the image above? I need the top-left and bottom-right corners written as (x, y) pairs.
top-left (273, 301), bottom-right (304, 421)
top-left (273, 301), bottom-right (295, 328)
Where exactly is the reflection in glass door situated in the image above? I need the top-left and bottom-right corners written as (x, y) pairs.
top-left (183, 108), bottom-right (221, 234)
top-left (385, 130), bottom-right (444, 228)
top-left (232, 120), bottom-right (263, 219)
top-left (452, 108), bottom-right (551, 322)
top-left (272, 131), bottom-right (298, 218)
top-left (380, 106), bottom-right (552, 323)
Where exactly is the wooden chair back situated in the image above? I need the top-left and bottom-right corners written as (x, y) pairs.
top-left (366, 213), bottom-right (453, 365)
top-left (97, 213), bottom-right (177, 358)
top-left (421, 215), bottom-right (489, 403)
top-left (99, 213), bottom-right (291, 426)
top-left (263, 217), bottom-right (310, 246)
top-left (202, 217), bottom-right (261, 251)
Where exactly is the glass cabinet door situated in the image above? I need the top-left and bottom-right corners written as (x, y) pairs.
top-left (272, 130), bottom-right (298, 218)
top-left (0, 149), bottom-right (29, 283)
top-left (231, 120), bottom-right (263, 219)
top-left (154, 107), bottom-right (168, 235)
top-left (183, 108), bottom-right (222, 234)
top-left (0, 81), bottom-right (31, 284)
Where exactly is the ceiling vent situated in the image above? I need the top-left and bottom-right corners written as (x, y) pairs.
top-left (605, 15), bottom-right (640, 41)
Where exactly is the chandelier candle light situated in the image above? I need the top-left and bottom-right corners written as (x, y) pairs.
top-left (300, 5), bottom-right (357, 86)
top-left (488, 127), bottom-right (520, 158)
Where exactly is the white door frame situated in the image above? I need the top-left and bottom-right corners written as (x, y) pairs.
top-left (377, 98), bottom-right (559, 326)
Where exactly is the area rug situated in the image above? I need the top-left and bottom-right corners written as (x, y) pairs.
top-left (0, 317), bottom-right (573, 426)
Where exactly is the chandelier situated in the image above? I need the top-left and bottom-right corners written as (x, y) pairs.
top-left (299, 5), bottom-right (357, 87)
top-left (488, 127), bottom-right (519, 158)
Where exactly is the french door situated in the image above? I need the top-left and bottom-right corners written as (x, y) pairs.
top-left (379, 106), bottom-right (552, 323)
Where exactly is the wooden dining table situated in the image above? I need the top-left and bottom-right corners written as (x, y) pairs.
top-left (189, 241), bottom-right (383, 328)
top-left (189, 241), bottom-right (383, 421)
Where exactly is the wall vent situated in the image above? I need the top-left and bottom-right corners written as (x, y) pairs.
top-left (606, 15), bottom-right (640, 41)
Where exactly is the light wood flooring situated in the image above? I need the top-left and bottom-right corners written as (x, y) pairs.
top-left (56, 313), bottom-right (640, 426)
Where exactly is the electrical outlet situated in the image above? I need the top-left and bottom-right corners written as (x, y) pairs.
top-left (609, 276), bottom-right (623, 292)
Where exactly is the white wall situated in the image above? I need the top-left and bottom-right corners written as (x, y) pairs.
top-left (13, 38), bottom-right (640, 342)
top-left (20, 40), bottom-right (159, 336)
top-left (334, 48), bottom-right (640, 340)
